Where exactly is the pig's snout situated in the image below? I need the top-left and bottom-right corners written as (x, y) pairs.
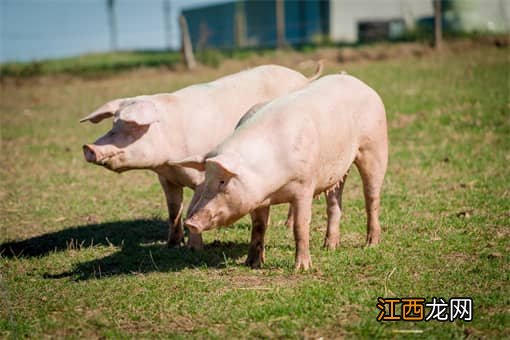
top-left (184, 216), bottom-right (207, 234)
top-left (83, 144), bottom-right (98, 163)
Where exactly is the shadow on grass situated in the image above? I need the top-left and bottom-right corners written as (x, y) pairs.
top-left (0, 218), bottom-right (167, 258)
top-left (0, 218), bottom-right (249, 280)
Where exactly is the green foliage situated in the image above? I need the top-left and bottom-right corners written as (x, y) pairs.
top-left (0, 51), bottom-right (182, 77)
top-left (195, 49), bottom-right (225, 68)
top-left (196, 48), bottom-right (277, 68)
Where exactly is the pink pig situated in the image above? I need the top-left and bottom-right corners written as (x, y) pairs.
top-left (173, 73), bottom-right (388, 270)
top-left (81, 64), bottom-right (322, 249)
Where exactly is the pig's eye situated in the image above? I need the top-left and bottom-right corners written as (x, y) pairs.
top-left (218, 180), bottom-right (226, 190)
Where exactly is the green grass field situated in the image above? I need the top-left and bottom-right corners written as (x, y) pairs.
top-left (1, 43), bottom-right (509, 338)
top-left (0, 51), bottom-right (182, 77)
top-left (0, 47), bottom-right (275, 77)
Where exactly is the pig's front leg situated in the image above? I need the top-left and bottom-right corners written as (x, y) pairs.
top-left (245, 206), bottom-right (270, 269)
top-left (185, 183), bottom-right (204, 250)
top-left (158, 176), bottom-right (184, 247)
top-left (291, 192), bottom-right (314, 270)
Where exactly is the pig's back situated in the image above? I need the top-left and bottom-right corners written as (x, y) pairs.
top-left (174, 65), bottom-right (308, 155)
top-left (174, 64), bottom-right (307, 117)
top-left (280, 73), bottom-right (383, 145)
top-left (209, 65), bottom-right (309, 121)
top-left (290, 74), bottom-right (385, 191)
top-left (230, 74), bottom-right (384, 193)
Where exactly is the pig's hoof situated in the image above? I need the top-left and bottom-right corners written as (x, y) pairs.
top-left (187, 239), bottom-right (204, 251)
top-left (167, 236), bottom-right (184, 248)
top-left (365, 233), bottom-right (380, 247)
top-left (167, 240), bottom-right (183, 248)
top-left (294, 255), bottom-right (312, 271)
top-left (323, 237), bottom-right (339, 250)
top-left (187, 242), bottom-right (203, 251)
top-left (245, 248), bottom-right (265, 269)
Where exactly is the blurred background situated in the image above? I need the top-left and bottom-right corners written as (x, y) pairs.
top-left (1, 0), bottom-right (508, 67)
top-left (1, 0), bottom-right (223, 62)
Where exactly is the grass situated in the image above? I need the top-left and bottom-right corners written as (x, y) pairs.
top-left (1, 43), bottom-right (509, 338)
top-left (0, 46), bottom-right (283, 77)
top-left (0, 50), bottom-right (182, 78)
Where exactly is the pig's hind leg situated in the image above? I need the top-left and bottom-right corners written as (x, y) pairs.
top-left (246, 206), bottom-right (270, 269)
top-left (323, 176), bottom-right (347, 250)
top-left (284, 205), bottom-right (294, 228)
top-left (354, 139), bottom-right (388, 246)
top-left (159, 176), bottom-right (185, 247)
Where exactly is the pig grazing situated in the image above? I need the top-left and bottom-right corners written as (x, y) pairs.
top-left (173, 74), bottom-right (388, 270)
top-left (81, 64), bottom-right (322, 249)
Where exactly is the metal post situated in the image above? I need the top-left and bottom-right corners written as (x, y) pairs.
top-left (163, 0), bottom-right (172, 50)
top-left (107, 0), bottom-right (117, 51)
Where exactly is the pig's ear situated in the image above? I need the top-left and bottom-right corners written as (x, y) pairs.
top-left (169, 155), bottom-right (206, 171)
top-left (119, 101), bottom-right (159, 126)
top-left (79, 99), bottom-right (124, 124)
top-left (206, 154), bottom-right (240, 177)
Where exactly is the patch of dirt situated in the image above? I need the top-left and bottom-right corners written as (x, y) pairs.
top-left (456, 209), bottom-right (474, 219)
top-left (303, 326), bottom-right (348, 339)
top-left (452, 35), bottom-right (510, 51)
top-left (493, 227), bottom-right (510, 240)
top-left (390, 112), bottom-right (418, 129)
top-left (339, 232), bottom-right (364, 248)
top-left (337, 42), bottom-right (431, 63)
top-left (302, 304), bottom-right (362, 339)
top-left (160, 314), bottom-right (196, 333)
top-left (119, 314), bottom-right (196, 334)
top-left (444, 251), bottom-right (477, 262)
top-left (210, 269), bottom-right (302, 291)
top-left (487, 252), bottom-right (503, 260)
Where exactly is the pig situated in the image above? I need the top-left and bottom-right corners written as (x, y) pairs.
top-left (172, 73), bottom-right (388, 270)
top-left (80, 63), bottom-right (323, 249)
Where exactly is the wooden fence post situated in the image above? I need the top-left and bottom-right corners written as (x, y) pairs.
top-left (434, 0), bottom-right (442, 50)
top-left (234, 2), bottom-right (247, 48)
top-left (276, 0), bottom-right (286, 48)
top-left (179, 15), bottom-right (197, 70)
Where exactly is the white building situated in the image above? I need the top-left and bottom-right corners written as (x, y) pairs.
top-left (329, 0), bottom-right (509, 43)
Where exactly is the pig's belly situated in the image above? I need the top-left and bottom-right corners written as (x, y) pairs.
top-left (313, 147), bottom-right (357, 195)
top-left (155, 165), bottom-right (204, 189)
